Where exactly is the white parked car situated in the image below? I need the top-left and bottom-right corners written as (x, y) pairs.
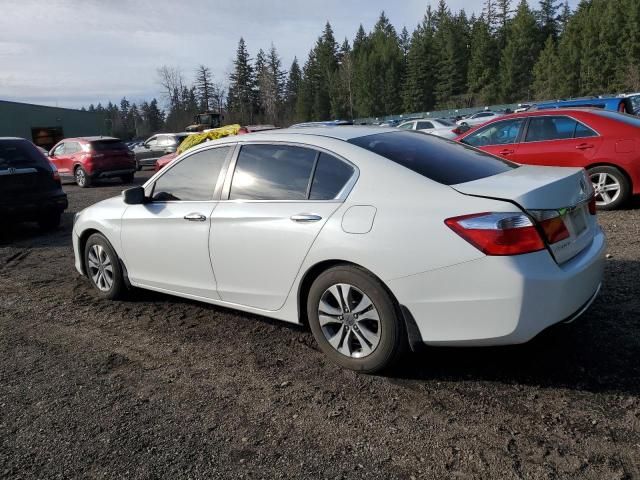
top-left (73, 127), bottom-right (605, 372)
top-left (456, 111), bottom-right (505, 127)
top-left (398, 118), bottom-right (457, 139)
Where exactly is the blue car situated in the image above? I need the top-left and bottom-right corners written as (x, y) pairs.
top-left (534, 94), bottom-right (640, 116)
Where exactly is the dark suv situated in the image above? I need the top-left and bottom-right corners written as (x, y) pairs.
top-left (132, 133), bottom-right (190, 169)
top-left (0, 138), bottom-right (68, 230)
top-left (49, 137), bottom-right (136, 188)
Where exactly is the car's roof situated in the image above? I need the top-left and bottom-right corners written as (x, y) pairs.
top-left (262, 125), bottom-right (397, 141)
top-left (64, 136), bottom-right (121, 142)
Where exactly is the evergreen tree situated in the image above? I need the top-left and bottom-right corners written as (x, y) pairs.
top-left (537, 0), bottom-right (561, 41)
top-left (467, 15), bottom-right (499, 104)
top-left (194, 65), bottom-right (214, 111)
top-left (498, 0), bottom-right (542, 101)
top-left (227, 37), bottom-right (256, 124)
top-left (284, 57), bottom-right (302, 123)
top-left (494, 0), bottom-right (512, 48)
top-left (402, 8), bottom-right (437, 112)
top-left (532, 35), bottom-right (561, 99)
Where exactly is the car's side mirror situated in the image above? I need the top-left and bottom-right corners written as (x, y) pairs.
top-left (122, 186), bottom-right (146, 205)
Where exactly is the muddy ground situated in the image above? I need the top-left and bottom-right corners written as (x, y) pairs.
top-left (1, 171), bottom-right (639, 479)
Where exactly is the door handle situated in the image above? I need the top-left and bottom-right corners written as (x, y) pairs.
top-left (576, 143), bottom-right (594, 150)
top-left (184, 213), bottom-right (206, 222)
top-left (290, 214), bottom-right (322, 223)
top-left (498, 149), bottom-right (514, 155)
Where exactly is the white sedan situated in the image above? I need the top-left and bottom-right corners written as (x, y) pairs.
top-left (398, 118), bottom-right (457, 139)
top-left (72, 127), bottom-right (605, 372)
top-left (456, 111), bottom-right (505, 127)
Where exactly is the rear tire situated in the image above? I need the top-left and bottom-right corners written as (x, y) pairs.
top-left (75, 167), bottom-right (92, 188)
top-left (588, 166), bottom-right (630, 210)
top-left (307, 265), bottom-right (406, 373)
top-left (84, 233), bottom-right (125, 300)
top-left (37, 212), bottom-right (61, 231)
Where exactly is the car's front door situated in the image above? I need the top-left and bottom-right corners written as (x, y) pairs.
top-left (121, 145), bottom-right (233, 298)
top-left (210, 143), bottom-right (357, 311)
top-left (512, 115), bottom-right (603, 167)
top-left (460, 118), bottom-right (526, 159)
top-left (49, 142), bottom-right (69, 175)
top-left (136, 135), bottom-right (158, 164)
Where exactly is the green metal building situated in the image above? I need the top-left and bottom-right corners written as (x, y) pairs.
top-left (0, 100), bottom-right (107, 150)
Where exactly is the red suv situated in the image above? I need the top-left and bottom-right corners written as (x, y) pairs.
top-left (456, 108), bottom-right (640, 210)
top-left (49, 136), bottom-right (136, 188)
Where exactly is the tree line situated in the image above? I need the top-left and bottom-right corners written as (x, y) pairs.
top-left (83, 0), bottom-right (640, 138)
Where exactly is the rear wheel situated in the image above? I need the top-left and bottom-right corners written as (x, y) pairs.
top-left (307, 265), bottom-right (405, 373)
top-left (75, 166), bottom-right (92, 188)
top-left (588, 166), bottom-right (630, 210)
top-left (84, 233), bottom-right (125, 300)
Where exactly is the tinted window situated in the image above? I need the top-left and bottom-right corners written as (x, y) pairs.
top-left (348, 131), bottom-right (517, 186)
top-left (525, 116), bottom-right (576, 142)
top-left (0, 140), bottom-right (49, 169)
top-left (309, 153), bottom-right (354, 200)
top-left (462, 119), bottom-right (525, 147)
top-left (152, 146), bottom-right (230, 201)
top-left (230, 144), bottom-right (316, 200)
top-left (574, 122), bottom-right (597, 138)
top-left (91, 139), bottom-right (128, 151)
top-left (416, 121), bottom-right (434, 130)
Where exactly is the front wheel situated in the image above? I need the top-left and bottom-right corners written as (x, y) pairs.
top-left (588, 166), bottom-right (630, 210)
top-left (307, 265), bottom-right (406, 373)
top-left (75, 167), bottom-right (92, 188)
top-left (84, 233), bottom-right (125, 300)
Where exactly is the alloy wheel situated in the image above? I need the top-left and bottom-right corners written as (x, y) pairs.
top-left (591, 172), bottom-right (621, 206)
top-left (318, 283), bottom-right (381, 358)
top-left (87, 244), bottom-right (114, 292)
top-left (76, 168), bottom-right (86, 187)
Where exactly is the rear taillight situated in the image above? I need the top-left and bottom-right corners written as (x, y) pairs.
top-left (529, 210), bottom-right (570, 244)
top-left (445, 212), bottom-right (545, 256)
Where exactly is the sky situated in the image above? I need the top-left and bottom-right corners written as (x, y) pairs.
top-left (0, 0), bottom-right (579, 110)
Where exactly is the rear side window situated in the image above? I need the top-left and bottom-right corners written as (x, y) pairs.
top-left (152, 146), bottom-right (231, 201)
top-left (348, 131), bottom-right (517, 186)
top-left (230, 145), bottom-right (316, 200)
top-left (525, 116), bottom-right (577, 142)
top-left (91, 140), bottom-right (128, 151)
top-left (0, 140), bottom-right (49, 169)
top-left (416, 121), bottom-right (434, 130)
top-left (309, 153), bottom-right (354, 200)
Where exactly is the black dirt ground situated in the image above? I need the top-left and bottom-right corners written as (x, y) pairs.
top-left (1, 172), bottom-right (639, 479)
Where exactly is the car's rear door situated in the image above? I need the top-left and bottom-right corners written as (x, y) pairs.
top-left (512, 115), bottom-right (603, 167)
top-left (460, 118), bottom-right (526, 159)
top-left (121, 145), bottom-right (233, 298)
top-left (210, 143), bottom-right (357, 311)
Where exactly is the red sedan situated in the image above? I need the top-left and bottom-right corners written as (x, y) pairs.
top-left (455, 108), bottom-right (640, 209)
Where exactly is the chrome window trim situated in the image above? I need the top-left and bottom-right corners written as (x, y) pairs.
top-left (220, 140), bottom-right (360, 203)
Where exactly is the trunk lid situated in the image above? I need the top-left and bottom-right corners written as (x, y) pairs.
top-left (452, 165), bottom-right (597, 264)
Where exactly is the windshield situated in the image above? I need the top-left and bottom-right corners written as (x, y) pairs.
top-left (198, 114), bottom-right (211, 124)
top-left (348, 131), bottom-right (517, 186)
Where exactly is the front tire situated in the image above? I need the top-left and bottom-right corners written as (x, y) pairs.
top-left (588, 166), bottom-right (630, 210)
top-left (307, 265), bottom-right (405, 373)
top-left (84, 233), bottom-right (125, 300)
top-left (75, 167), bottom-right (92, 188)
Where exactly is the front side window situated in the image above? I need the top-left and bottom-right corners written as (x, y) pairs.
top-left (152, 146), bottom-right (231, 201)
top-left (349, 131), bottom-right (517, 186)
top-left (145, 136), bottom-right (158, 147)
top-left (229, 144), bottom-right (316, 201)
top-left (462, 119), bottom-right (525, 147)
top-left (52, 143), bottom-right (65, 156)
top-left (399, 122), bottom-right (414, 130)
top-left (309, 153), bottom-right (354, 200)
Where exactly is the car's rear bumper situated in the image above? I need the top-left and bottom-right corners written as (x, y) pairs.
top-left (90, 169), bottom-right (135, 179)
top-left (387, 227), bottom-right (606, 346)
top-left (0, 194), bottom-right (68, 219)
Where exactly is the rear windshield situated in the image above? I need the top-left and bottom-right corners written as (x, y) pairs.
top-left (348, 131), bottom-right (517, 185)
top-left (593, 109), bottom-right (640, 127)
top-left (436, 118), bottom-right (454, 126)
top-left (626, 95), bottom-right (640, 115)
top-left (90, 139), bottom-right (128, 151)
top-left (0, 139), bottom-right (49, 169)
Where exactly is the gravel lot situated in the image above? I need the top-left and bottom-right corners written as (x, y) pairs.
top-left (1, 171), bottom-right (639, 479)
